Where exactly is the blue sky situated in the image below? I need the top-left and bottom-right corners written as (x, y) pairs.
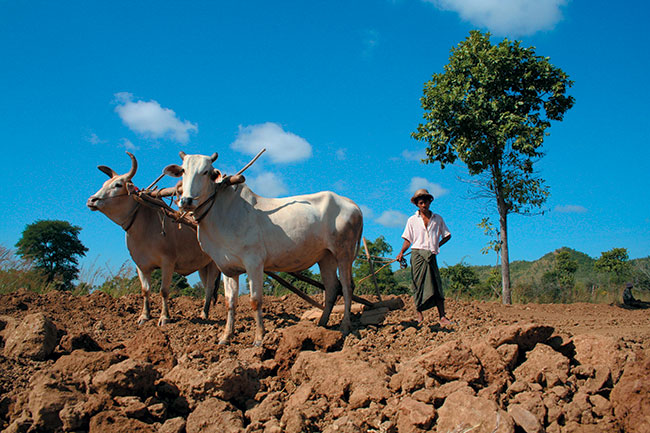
top-left (1, 0), bottom-right (649, 285)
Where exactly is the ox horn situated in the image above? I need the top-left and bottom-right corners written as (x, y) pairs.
top-left (125, 151), bottom-right (138, 180)
top-left (179, 151), bottom-right (186, 160)
top-left (97, 165), bottom-right (117, 178)
top-left (210, 152), bottom-right (218, 162)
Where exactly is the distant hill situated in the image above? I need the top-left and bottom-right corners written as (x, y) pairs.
top-left (398, 247), bottom-right (649, 289)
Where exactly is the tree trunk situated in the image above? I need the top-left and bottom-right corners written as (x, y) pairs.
top-left (497, 196), bottom-right (512, 304)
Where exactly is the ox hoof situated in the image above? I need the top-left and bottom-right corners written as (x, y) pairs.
top-left (253, 340), bottom-right (263, 348)
top-left (218, 338), bottom-right (230, 345)
top-left (339, 322), bottom-right (352, 336)
top-left (200, 312), bottom-right (209, 320)
top-left (137, 316), bottom-right (149, 326)
top-left (158, 317), bottom-right (171, 326)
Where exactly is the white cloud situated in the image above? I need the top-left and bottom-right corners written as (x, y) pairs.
top-left (231, 122), bottom-right (312, 164)
top-left (120, 138), bottom-right (138, 151)
top-left (246, 171), bottom-right (288, 197)
top-left (408, 177), bottom-right (449, 199)
top-left (402, 149), bottom-right (426, 161)
top-left (554, 204), bottom-right (587, 213)
top-left (335, 148), bottom-right (347, 160)
top-left (426, 0), bottom-right (567, 36)
top-left (114, 92), bottom-right (198, 143)
top-left (86, 132), bottom-right (105, 145)
top-left (376, 210), bottom-right (409, 228)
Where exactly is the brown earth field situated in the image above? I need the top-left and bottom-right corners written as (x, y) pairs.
top-left (1, 289), bottom-right (649, 433)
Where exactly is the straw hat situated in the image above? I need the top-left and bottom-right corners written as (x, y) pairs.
top-left (411, 188), bottom-right (434, 204)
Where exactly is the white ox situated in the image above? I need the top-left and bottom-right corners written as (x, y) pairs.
top-left (87, 152), bottom-right (221, 325)
top-left (165, 152), bottom-right (363, 345)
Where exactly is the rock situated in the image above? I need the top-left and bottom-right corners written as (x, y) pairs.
top-left (513, 343), bottom-right (569, 387)
top-left (123, 325), bottom-right (176, 371)
top-left (572, 335), bottom-right (628, 382)
top-left (92, 359), bottom-right (158, 397)
top-left (3, 313), bottom-right (58, 360)
top-left (26, 372), bottom-right (82, 431)
top-left (507, 404), bottom-right (543, 433)
top-left (414, 339), bottom-right (482, 383)
top-left (430, 380), bottom-right (474, 407)
top-left (274, 322), bottom-right (345, 372)
top-left (245, 391), bottom-right (284, 425)
top-left (496, 344), bottom-right (519, 370)
top-left (582, 366), bottom-right (612, 395)
top-left (437, 390), bottom-right (515, 433)
top-left (321, 415), bottom-right (363, 433)
top-left (396, 397), bottom-right (435, 433)
top-left (89, 410), bottom-right (156, 433)
top-left (186, 398), bottom-right (244, 433)
top-left (360, 307), bottom-right (389, 326)
top-left (509, 391), bottom-right (546, 425)
top-left (486, 323), bottom-right (554, 352)
top-left (290, 348), bottom-right (391, 410)
top-left (159, 417), bottom-right (186, 433)
top-left (58, 331), bottom-right (102, 353)
top-left (52, 349), bottom-right (120, 379)
top-left (163, 358), bottom-right (259, 408)
top-left (588, 394), bottom-right (612, 418)
top-left (471, 341), bottom-right (511, 384)
top-left (610, 349), bottom-right (650, 433)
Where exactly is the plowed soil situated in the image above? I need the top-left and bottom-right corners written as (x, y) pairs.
top-left (1, 289), bottom-right (649, 432)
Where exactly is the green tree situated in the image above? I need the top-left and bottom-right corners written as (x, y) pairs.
top-left (15, 220), bottom-right (88, 290)
top-left (541, 250), bottom-right (578, 302)
top-left (440, 260), bottom-right (480, 299)
top-left (412, 30), bottom-right (574, 304)
top-left (353, 236), bottom-right (403, 295)
top-left (594, 248), bottom-right (631, 284)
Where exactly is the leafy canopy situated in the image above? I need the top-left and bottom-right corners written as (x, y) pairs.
top-left (15, 220), bottom-right (88, 289)
top-left (413, 30), bottom-right (574, 215)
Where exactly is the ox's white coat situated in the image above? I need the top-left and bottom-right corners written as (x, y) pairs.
top-left (166, 153), bottom-right (363, 345)
top-left (87, 152), bottom-right (221, 325)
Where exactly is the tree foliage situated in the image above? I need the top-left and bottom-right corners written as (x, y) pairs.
top-left (15, 220), bottom-right (88, 290)
top-left (440, 260), bottom-right (480, 299)
top-left (353, 236), bottom-right (406, 295)
top-left (594, 248), bottom-right (631, 284)
top-left (412, 30), bottom-right (574, 304)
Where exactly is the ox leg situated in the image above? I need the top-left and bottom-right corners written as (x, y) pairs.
top-left (136, 267), bottom-right (152, 325)
top-left (219, 276), bottom-right (238, 344)
top-left (247, 266), bottom-right (266, 347)
top-left (158, 265), bottom-right (174, 326)
top-left (198, 264), bottom-right (221, 320)
top-left (318, 253), bottom-right (341, 327)
top-left (337, 256), bottom-right (355, 335)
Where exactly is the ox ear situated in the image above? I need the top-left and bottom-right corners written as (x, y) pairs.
top-left (98, 165), bottom-right (117, 178)
top-left (164, 164), bottom-right (184, 178)
top-left (179, 151), bottom-right (186, 161)
top-left (210, 152), bottom-right (218, 162)
top-left (126, 182), bottom-right (137, 194)
top-left (210, 169), bottom-right (223, 182)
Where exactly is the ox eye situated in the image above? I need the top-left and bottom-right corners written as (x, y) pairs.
top-left (202, 170), bottom-right (209, 176)
top-left (114, 183), bottom-right (123, 188)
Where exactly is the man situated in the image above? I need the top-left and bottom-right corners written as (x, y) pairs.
top-left (622, 282), bottom-right (650, 309)
top-left (396, 188), bottom-right (452, 326)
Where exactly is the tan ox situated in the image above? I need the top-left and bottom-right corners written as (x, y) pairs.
top-left (165, 152), bottom-right (363, 346)
top-left (87, 152), bottom-right (221, 325)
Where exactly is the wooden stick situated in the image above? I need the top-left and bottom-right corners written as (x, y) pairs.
top-left (362, 237), bottom-right (382, 301)
top-left (266, 271), bottom-right (324, 310)
top-left (236, 148), bottom-right (266, 176)
top-left (287, 272), bottom-right (375, 308)
top-left (145, 173), bottom-right (166, 191)
top-left (357, 259), bottom-right (397, 285)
